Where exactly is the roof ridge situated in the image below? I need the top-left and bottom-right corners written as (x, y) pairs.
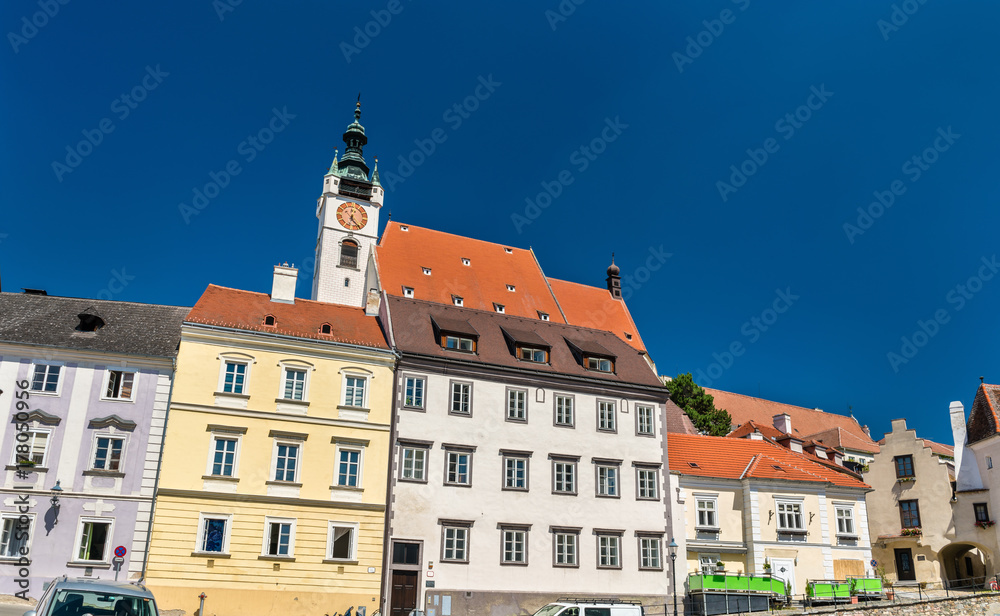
top-left (741, 454), bottom-right (762, 479)
top-left (1, 292), bottom-right (191, 310)
top-left (386, 221), bottom-right (527, 253)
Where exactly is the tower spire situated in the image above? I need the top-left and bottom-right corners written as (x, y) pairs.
top-left (338, 97), bottom-right (370, 182)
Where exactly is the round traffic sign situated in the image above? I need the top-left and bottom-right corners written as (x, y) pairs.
top-left (870, 559), bottom-right (877, 568)
top-left (115, 546), bottom-right (127, 558)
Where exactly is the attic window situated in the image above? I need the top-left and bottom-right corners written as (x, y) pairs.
top-left (504, 247), bottom-right (513, 254)
top-left (452, 296), bottom-right (463, 307)
top-left (422, 267), bottom-right (432, 275)
top-left (771, 465), bottom-right (785, 472)
top-left (518, 346), bottom-right (548, 363)
top-left (77, 311), bottom-right (105, 332)
top-left (400, 225), bottom-right (409, 231)
top-left (263, 315), bottom-right (276, 326)
top-left (494, 303), bottom-right (505, 314)
top-left (537, 311), bottom-right (549, 321)
top-left (585, 356), bottom-right (614, 373)
top-left (461, 258), bottom-right (471, 266)
top-left (688, 462), bottom-right (700, 468)
top-left (443, 335), bottom-right (476, 352)
top-left (625, 333), bottom-right (633, 341)
top-left (320, 323), bottom-right (332, 335)
top-left (403, 286), bottom-right (414, 298)
top-left (506, 285), bottom-right (515, 292)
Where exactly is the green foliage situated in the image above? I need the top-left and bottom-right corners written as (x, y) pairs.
top-left (667, 373), bottom-right (733, 436)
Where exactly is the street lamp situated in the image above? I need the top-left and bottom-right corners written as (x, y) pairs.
top-left (50, 480), bottom-right (62, 525)
top-left (668, 537), bottom-right (678, 616)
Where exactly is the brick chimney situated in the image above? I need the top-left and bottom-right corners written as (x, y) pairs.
top-left (271, 263), bottom-right (297, 304)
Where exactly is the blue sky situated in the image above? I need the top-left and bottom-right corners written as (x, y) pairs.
top-left (3, 1), bottom-right (998, 445)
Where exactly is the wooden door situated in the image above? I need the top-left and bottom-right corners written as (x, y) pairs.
top-left (894, 548), bottom-right (916, 581)
top-left (390, 570), bottom-right (418, 616)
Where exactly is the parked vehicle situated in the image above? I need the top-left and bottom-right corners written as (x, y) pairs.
top-left (531, 598), bottom-right (644, 616)
top-left (25, 577), bottom-right (159, 616)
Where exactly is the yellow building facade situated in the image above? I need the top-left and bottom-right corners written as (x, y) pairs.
top-left (144, 283), bottom-right (396, 616)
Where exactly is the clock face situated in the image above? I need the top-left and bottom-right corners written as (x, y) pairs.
top-left (337, 202), bottom-right (368, 230)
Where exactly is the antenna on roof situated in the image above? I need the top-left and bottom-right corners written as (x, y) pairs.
top-left (981, 376), bottom-right (985, 384)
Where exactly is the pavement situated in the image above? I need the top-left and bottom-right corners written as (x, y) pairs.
top-left (0, 604), bottom-right (31, 616)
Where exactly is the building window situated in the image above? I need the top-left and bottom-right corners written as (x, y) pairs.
top-left (777, 501), bottom-right (804, 530)
top-left (507, 388), bottom-right (527, 422)
top-left (452, 296), bottom-right (464, 307)
top-left (400, 445), bottom-right (428, 482)
top-left (328, 523), bottom-right (357, 560)
top-left (320, 323), bottom-right (333, 334)
top-left (975, 503), bottom-right (990, 523)
top-left (597, 533), bottom-right (621, 568)
top-left (11, 429), bottom-right (50, 466)
top-left (104, 370), bottom-right (136, 401)
top-left (596, 464), bottom-right (619, 497)
top-left (263, 517), bottom-right (295, 557)
top-left (263, 315), bottom-right (276, 326)
top-left (636, 405), bottom-right (655, 436)
top-left (404, 376), bottom-right (425, 408)
top-left (462, 258), bottom-right (471, 266)
top-left (894, 455), bottom-right (915, 479)
top-left (210, 437), bottom-right (238, 477)
top-left (494, 303), bottom-right (505, 313)
top-left (29, 364), bottom-right (61, 394)
top-left (989, 456), bottom-right (994, 469)
top-left (699, 553), bottom-right (721, 573)
top-left (340, 240), bottom-right (359, 268)
top-left (402, 286), bottom-right (414, 298)
top-left (538, 311), bottom-right (549, 321)
top-left (836, 506), bottom-right (856, 535)
top-left (503, 453), bottom-right (529, 491)
top-left (336, 447), bottom-right (363, 487)
top-left (637, 467), bottom-right (659, 500)
top-left (501, 526), bottom-right (528, 565)
top-left (445, 450), bottom-right (472, 486)
top-left (598, 400), bottom-right (616, 432)
top-left (639, 536), bottom-right (662, 570)
top-left (507, 284), bottom-right (516, 292)
top-left (553, 529), bottom-right (579, 567)
top-left (197, 514), bottom-right (231, 553)
top-left (697, 497), bottom-right (718, 528)
top-left (442, 524), bottom-right (470, 562)
top-left (552, 459), bottom-right (577, 494)
top-left (586, 356), bottom-right (614, 372)
top-left (273, 443), bottom-right (299, 482)
top-left (75, 518), bottom-right (112, 562)
top-left (222, 361), bottom-right (247, 394)
top-left (443, 334), bottom-right (476, 351)
top-left (92, 436), bottom-right (125, 471)
top-left (343, 375), bottom-right (366, 407)
top-left (0, 514), bottom-right (32, 558)
top-left (422, 267), bottom-right (431, 275)
top-left (281, 368), bottom-right (307, 401)
top-left (555, 395), bottom-right (574, 427)
top-left (450, 382), bottom-right (472, 415)
top-left (900, 499), bottom-right (921, 528)
top-left (517, 346), bottom-right (548, 363)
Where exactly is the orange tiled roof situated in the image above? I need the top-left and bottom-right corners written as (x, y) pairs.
top-left (376, 222), bottom-right (646, 352)
top-left (707, 388), bottom-right (879, 455)
top-left (668, 433), bottom-right (870, 489)
top-left (187, 285), bottom-right (390, 349)
top-left (727, 420), bottom-right (787, 440)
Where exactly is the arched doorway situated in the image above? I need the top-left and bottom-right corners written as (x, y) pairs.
top-left (938, 542), bottom-right (993, 589)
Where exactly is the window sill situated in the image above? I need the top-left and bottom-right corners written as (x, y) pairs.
top-left (67, 561), bottom-right (111, 569)
top-left (215, 391), bottom-right (250, 399)
top-left (596, 494), bottom-right (621, 499)
top-left (552, 491), bottom-right (578, 496)
top-left (502, 486), bottom-right (529, 492)
top-left (597, 565), bottom-right (623, 570)
top-left (597, 429), bottom-right (618, 435)
top-left (98, 398), bottom-right (136, 404)
top-left (191, 552), bottom-right (231, 559)
top-left (83, 470), bottom-right (126, 478)
top-left (500, 561), bottom-right (528, 567)
top-left (639, 566), bottom-right (665, 572)
top-left (554, 423), bottom-right (575, 429)
top-left (553, 563), bottom-right (580, 568)
top-left (836, 533), bottom-right (859, 539)
top-left (402, 405), bottom-right (426, 412)
top-left (337, 405), bottom-right (370, 412)
top-left (336, 264), bottom-right (361, 272)
top-left (258, 555), bottom-right (296, 562)
top-left (696, 526), bottom-right (722, 533)
top-left (506, 417), bottom-right (528, 424)
top-left (398, 477), bottom-right (428, 484)
top-left (5, 465), bottom-right (47, 472)
top-left (777, 529), bottom-right (808, 535)
top-left (444, 483), bottom-right (473, 488)
top-left (266, 480), bottom-right (303, 487)
top-left (324, 559), bottom-right (359, 565)
top-left (27, 390), bottom-right (60, 397)
top-left (275, 397), bottom-right (310, 405)
top-left (202, 475), bottom-right (239, 482)
top-left (440, 559), bottom-right (469, 565)
top-left (329, 485), bottom-right (364, 491)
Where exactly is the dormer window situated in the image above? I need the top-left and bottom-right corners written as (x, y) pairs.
top-left (320, 323), bottom-right (332, 335)
top-left (518, 347), bottom-right (548, 363)
top-left (422, 267), bottom-right (432, 275)
top-left (400, 225), bottom-right (409, 231)
top-left (506, 285), bottom-right (515, 292)
top-left (432, 315), bottom-right (479, 354)
top-left (452, 296), bottom-right (463, 307)
top-left (538, 312), bottom-right (549, 321)
top-left (502, 327), bottom-right (550, 365)
top-left (625, 333), bottom-right (633, 341)
top-left (586, 356), bottom-right (614, 372)
top-left (461, 258), bottom-right (470, 266)
top-left (504, 247), bottom-right (513, 254)
top-left (444, 335), bottom-right (476, 351)
top-left (402, 287), bottom-right (414, 298)
top-left (494, 303), bottom-right (505, 313)
top-left (263, 315), bottom-right (276, 326)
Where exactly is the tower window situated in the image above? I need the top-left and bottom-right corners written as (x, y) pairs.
top-left (494, 303), bottom-right (505, 313)
top-left (422, 267), bottom-right (432, 275)
top-left (403, 287), bottom-right (414, 298)
top-left (344, 278), bottom-right (350, 287)
top-left (340, 240), bottom-right (359, 268)
top-left (263, 315), bottom-right (276, 326)
top-left (452, 296), bottom-right (463, 307)
top-left (461, 258), bottom-right (470, 266)
top-left (320, 324), bottom-right (332, 334)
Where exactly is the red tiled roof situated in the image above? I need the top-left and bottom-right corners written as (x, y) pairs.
top-left (728, 420), bottom-right (786, 440)
top-left (668, 434), bottom-right (870, 489)
top-left (187, 285), bottom-right (389, 349)
top-left (706, 388), bottom-right (880, 455)
top-left (968, 383), bottom-right (1000, 444)
top-left (376, 222), bottom-right (647, 352)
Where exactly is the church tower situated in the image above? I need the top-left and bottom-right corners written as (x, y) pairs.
top-left (312, 99), bottom-right (385, 306)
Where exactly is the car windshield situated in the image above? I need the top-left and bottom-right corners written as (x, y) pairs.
top-left (48, 590), bottom-right (156, 616)
top-left (531, 605), bottom-right (566, 616)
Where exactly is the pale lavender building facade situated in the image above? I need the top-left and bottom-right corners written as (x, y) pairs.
top-left (0, 292), bottom-right (187, 598)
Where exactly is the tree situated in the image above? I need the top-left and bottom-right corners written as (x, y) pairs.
top-left (666, 372), bottom-right (732, 436)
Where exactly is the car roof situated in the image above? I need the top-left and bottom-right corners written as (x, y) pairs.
top-left (49, 578), bottom-right (155, 599)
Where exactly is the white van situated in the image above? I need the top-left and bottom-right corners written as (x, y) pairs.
top-left (531, 599), bottom-right (644, 616)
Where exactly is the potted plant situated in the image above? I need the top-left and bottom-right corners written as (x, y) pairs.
top-left (976, 520), bottom-right (996, 529)
top-left (764, 559), bottom-right (772, 572)
top-left (716, 560), bottom-right (725, 572)
top-left (900, 527), bottom-right (922, 537)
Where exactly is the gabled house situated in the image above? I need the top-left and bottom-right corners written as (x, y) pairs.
top-left (668, 433), bottom-right (873, 598)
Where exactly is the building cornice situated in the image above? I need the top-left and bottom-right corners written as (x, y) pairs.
top-left (168, 402), bottom-right (391, 432)
top-left (0, 342), bottom-right (174, 371)
top-left (157, 488), bottom-right (386, 512)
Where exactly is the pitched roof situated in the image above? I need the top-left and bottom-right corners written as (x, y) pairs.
top-left (668, 433), bottom-right (870, 489)
top-left (706, 387), bottom-right (880, 455)
top-left (376, 222), bottom-right (647, 352)
top-left (187, 285), bottom-right (389, 349)
top-left (967, 383), bottom-right (1000, 445)
top-left (728, 420), bottom-right (786, 440)
top-left (875, 435), bottom-right (954, 459)
top-left (385, 296), bottom-right (663, 388)
top-left (665, 399), bottom-right (698, 435)
top-left (0, 292), bottom-right (188, 358)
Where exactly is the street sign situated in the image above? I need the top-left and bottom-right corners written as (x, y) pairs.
top-left (115, 546), bottom-right (127, 558)
top-left (870, 559), bottom-right (877, 568)
top-left (112, 556), bottom-right (124, 565)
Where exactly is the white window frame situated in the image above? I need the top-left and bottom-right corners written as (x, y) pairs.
top-left (0, 513), bottom-right (34, 560)
top-left (195, 513), bottom-right (233, 554)
top-left (699, 553), bottom-right (721, 573)
top-left (636, 467), bottom-right (659, 500)
top-left (442, 525), bottom-right (469, 562)
top-left (597, 533), bottom-right (621, 569)
top-left (445, 450), bottom-right (472, 486)
top-left (553, 530), bottom-right (579, 567)
top-left (596, 464), bottom-right (619, 498)
top-left (335, 444), bottom-right (365, 488)
top-left (271, 440), bottom-right (301, 483)
top-left (402, 286), bottom-right (414, 298)
top-left (73, 516), bottom-right (114, 563)
top-left (403, 376), bottom-right (426, 409)
top-left (639, 536), bottom-right (662, 570)
top-left (216, 353), bottom-right (254, 394)
top-left (90, 433), bottom-right (127, 472)
top-left (776, 499), bottom-right (805, 531)
top-left (399, 445), bottom-right (428, 482)
top-left (835, 504), bottom-right (856, 536)
top-left (553, 460), bottom-right (577, 494)
top-left (341, 370), bottom-right (371, 408)
top-left (597, 400), bottom-right (617, 432)
top-left (503, 454), bottom-right (529, 491)
top-left (28, 362), bottom-right (64, 396)
top-left (636, 405), bottom-right (655, 436)
top-left (101, 368), bottom-right (138, 402)
top-left (554, 394), bottom-right (575, 427)
top-left (327, 521), bottom-right (359, 561)
top-left (11, 427), bottom-right (52, 467)
top-left (501, 526), bottom-right (528, 565)
top-left (281, 367), bottom-right (308, 401)
top-left (696, 494), bottom-right (719, 529)
top-left (450, 381), bottom-right (472, 415)
top-left (506, 388), bottom-right (527, 422)
top-left (261, 516), bottom-right (297, 557)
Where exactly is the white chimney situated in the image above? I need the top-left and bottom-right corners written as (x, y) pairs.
top-left (271, 263), bottom-right (297, 304)
top-left (773, 413), bottom-right (792, 435)
top-left (952, 401), bottom-right (984, 491)
top-left (749, 429), bottom-right (764, 441)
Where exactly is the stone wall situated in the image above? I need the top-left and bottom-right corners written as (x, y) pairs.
top-left (793, 595), bottom-right (1000, 616)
